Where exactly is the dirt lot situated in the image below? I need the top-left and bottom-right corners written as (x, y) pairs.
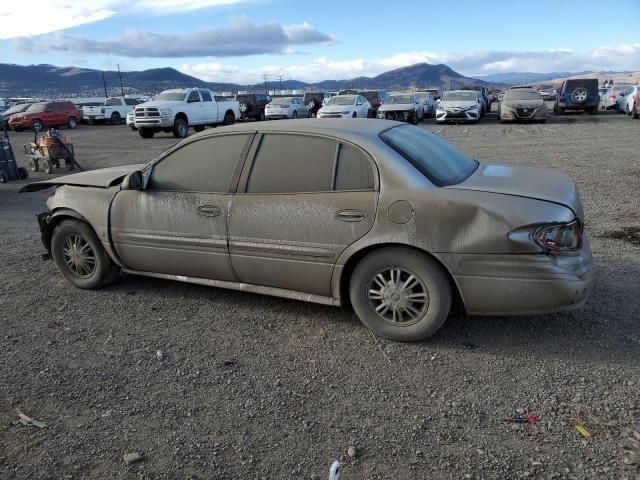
top-left (1, 109), bottom-right (639, 480)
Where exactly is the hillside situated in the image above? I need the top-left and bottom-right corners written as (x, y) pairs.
top-left (0, 62), bottom-right (488, 97)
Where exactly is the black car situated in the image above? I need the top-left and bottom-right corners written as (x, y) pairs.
top-left (235, 93), bottom-right (271, 121)
top-left (303, 92), bottom-right (327, 117)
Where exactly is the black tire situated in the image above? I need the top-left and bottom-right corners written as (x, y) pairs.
top-left (259, 110), bottom-right (265, 121)
top-left (0, 171), bottom-right (7, 183)
top-left (632, 105), bottom-right (639, 119)
top-left (571, 88), bottom-right (588, 104)
top-left (411, 111), bottom-right (419, 125)
top-left (67, 117), bottom-right (78, 129)
top-left (292, 111), bottom-right (298, 119)
top-left (349, 247), bottom-right (452, 342)
top-left (67, 158), bottom-right (75, 171)
top-left (138, 128), bottom-right (154, 139)
top-left (194, 125), bottom-right (205, 132)
top-left (110, 112), bottom-right (121, 125)
top-left (41, 158), bottom-right (52, 174)
top-left (17, 167), bottom-right (28, 179)
top-left (52, 159), bottom-right (60, 168)
top-left (223, 112), bottom-right (235, 126)
top-left (28, 158), bottom-right (39, 172)
top-left (31, 119), bottom-right (43, 132)
top-left (173, 118), bottom-right (189, 138)
top-left (51, 220), bottom-right (119, 289)
top-left (352, 112), bottom-right (357, 118)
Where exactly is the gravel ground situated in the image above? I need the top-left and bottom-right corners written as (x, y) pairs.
top-left (1, 108), bottom-right (639, 480)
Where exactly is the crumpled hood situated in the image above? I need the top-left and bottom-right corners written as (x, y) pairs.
top-left (20, 164), bottom-right (146, 193)
top-left (447, 162), bottom-right (583, 221)
top-left (319, 105), bottom-right (354, 114)
top-left (503, 99), bottom-right (544, 109)
top-left (439, 100), bottom-right (478, 109)
top-left (379, 103), bottom-right (414, 112)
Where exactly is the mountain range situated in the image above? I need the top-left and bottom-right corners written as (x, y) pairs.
top-left (0, 62), bottom-right (489, 97)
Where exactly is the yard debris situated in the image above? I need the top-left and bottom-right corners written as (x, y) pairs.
top-left (622, 429), bottom-right (640, 465)
top-left (575, 424), bottom-right (591, 438)
top-left (347, 446), bottom-right (357, 458)
top-left (329, 460), bottom-right (340, 480)
top-left (15, 409), bottom-right (47, 428)
top-left (503, 415), bottom-right (540, 424)
top-left (123, 452), bottom-right (143, 465)
top-left (156, 349), bottom-right (165, 361)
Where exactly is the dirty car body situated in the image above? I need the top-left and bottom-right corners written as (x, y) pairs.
top-left (23, 119), bottom-right (598, 341)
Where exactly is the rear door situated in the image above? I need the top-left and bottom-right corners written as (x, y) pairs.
top-left (110, 133), bottom-right (253, 280)
top-left (227, 133), bottom-right (378, 296)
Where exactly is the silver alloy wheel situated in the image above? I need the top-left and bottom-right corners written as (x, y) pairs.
top-left (367, 267), bottom-right (429, 326)
top-left (574, 89), bottom-right (587, 102)
top-left (240, 103), bottom-right (247, 112)
top-left (62, 234), bottom-right (96, 277)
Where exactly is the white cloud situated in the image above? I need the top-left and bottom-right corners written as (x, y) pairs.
top-left (0, 0), bottom-right (249, 39)
top-left (14, 20), bottom-right (334, 58)
top-left (180, 44), bottom-right (640, 84)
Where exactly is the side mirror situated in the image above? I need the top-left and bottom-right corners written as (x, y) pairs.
top-left (122, 171), bottom-right (144, 191)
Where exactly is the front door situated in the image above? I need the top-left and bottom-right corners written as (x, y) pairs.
top-left (110, 133), bottom-right (253, 281)
top-left (228, 133), bottom-right (378, 296)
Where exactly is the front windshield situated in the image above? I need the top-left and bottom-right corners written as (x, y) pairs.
top-left (443, 91), bottom-right (477, 102)
top-left (26, 103), bottom-right (46, 113)
top-left (154, 92), bottom-right (187, 102)
top-left (326, 96), bottom-right (356, 106)
top-left (504, 90), bottom-right (542, 101)
top-left (387, 95), bottom-right (413, 104)
top-left (380, 125), bottom-right (479, 186)
top-left (4, 104), bottom-right (30, 115)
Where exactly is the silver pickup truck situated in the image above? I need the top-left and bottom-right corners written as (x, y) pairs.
top-left (134, 88), bottom-right (240, 138)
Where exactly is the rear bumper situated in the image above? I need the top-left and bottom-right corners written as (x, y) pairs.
top-left (444, 239), bottom-right (598, 315)
top-left (83, 114), bottom-right (106, 121)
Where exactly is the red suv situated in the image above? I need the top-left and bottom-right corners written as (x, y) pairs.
top-left (9, 101), bottom-right (81, 132)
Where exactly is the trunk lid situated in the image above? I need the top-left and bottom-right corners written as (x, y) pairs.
top-left (20, 164), bottom-right (146, 193)
top-left (447, 162), bottom-right (584, 221)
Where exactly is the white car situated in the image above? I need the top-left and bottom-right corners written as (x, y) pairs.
top-left (82, 97), bottom-right (140, 125)
top-left (601, 85), bottom-right (632, 110)
top-left (414, 91), bottom-right (437, 118)
top-left (316, 95), bottom-right (371, 119)
top-left (265, 97), bottom-right (309, 119)
top-left (126, 111), bottom-right (136, 130)
top-left (617, 85), bottom-right (638, 115)
top-left (435, 90), bottom-right (482, 123)
top-left (376, 92), bottom-right (424, 124)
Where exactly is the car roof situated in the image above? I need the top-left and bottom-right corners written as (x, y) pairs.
top-left (191, 118), bottom-right (402, 142)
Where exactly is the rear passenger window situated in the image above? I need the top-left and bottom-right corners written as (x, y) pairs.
top-left (247, 134), bottom-right (336, 193)
top-left (200, 90), bottom-right (212, 102)
top-left (335, 143), bottom-right (374, 191)
top-left (124, 98), bottom-right (139, 106)
top-left (148, 134), bottom-right (249, 192)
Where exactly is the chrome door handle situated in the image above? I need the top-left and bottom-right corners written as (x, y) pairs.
top-left (335, 209), bottom-right (365, 222)
top-left (196, 205), bottom-right (221, 217)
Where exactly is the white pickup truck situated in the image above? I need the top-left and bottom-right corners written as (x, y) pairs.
top-left (134, 88), bottom-right (240, 139)
top-left (82, 97), bottom-right (141, 125)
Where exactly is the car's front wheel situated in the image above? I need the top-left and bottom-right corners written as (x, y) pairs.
top-left (350, 247), bottom-right (452, 342)
top-left (51, 220), bottom-right (120, 289)
top-left (173, 118), bottom-right (189, 138)
top-left (67, 117), bottom-right (78, 129)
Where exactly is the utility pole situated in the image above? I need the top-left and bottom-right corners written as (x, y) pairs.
top-left (263, 74), bottom-right (268, 95)
top-left (278, 75), bottom-right (284, 93)
top-left (117, 64), bottom-right (125, 97)
top-left (101, 71), bottom-right (108, 98)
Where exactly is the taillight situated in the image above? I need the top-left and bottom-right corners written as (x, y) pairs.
top-left (534, 220), bottom-right (582, 251)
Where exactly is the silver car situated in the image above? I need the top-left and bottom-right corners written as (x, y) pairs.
top-left (265, 97), bottom-right (309, 119)
top-left (23, 120), bottom-right (597, 342)
top-left (436, 90), bottom-right (482, 123)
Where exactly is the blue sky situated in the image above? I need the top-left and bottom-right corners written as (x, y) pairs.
top-left (1, 0), bottom-right (639, 83)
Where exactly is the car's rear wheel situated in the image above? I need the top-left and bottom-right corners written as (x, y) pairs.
top-left (349, 247), bottom-right (452, 342)
top-left (411, 111), bottom-right (419, 125)
top-left (259, 110), bottom-right (265, 121)
top-left (67, 117), bottom-right (78, 129)
top-left (223, 112), bottom-right (235, 125)
top-left (632, 105), bottom-right (640, 119)
top-left (292, 111), bottom-right (298, 119)
top-left (51, 220), bottom-right (120, 289)
top-left (110, 112), bottom-right (121, 125)
top-left (173, 118), bottom-right (189, 138)
top-left (138, 128), bottom-right (154, 138)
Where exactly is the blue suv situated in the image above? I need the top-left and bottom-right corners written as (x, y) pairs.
top-left (554, 79), bottom-right (600, 115)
